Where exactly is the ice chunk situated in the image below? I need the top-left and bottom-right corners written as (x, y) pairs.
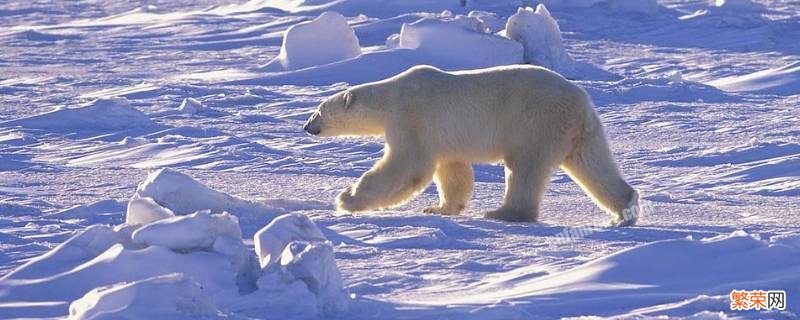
top-left (68, 273), bottom-right (218, 320)
top-left (254, 213), bottom-right (326, 268)
top-left (264, 11), bottom-right (361, 71)
top-left (126, 197), bottom-right (175, 225)
top-left (280, 241), bottom-right (346, 313)
top-left (132, 168), bottom-right (274, 217)
top-left (467, 10), bottom-right (505, 32)
top-left (252, 213), bottom-right (346, 314)
top-left (504, 5), bottom-right (575, 75)
top-left (177, 98), bottom-right (204, 114)
top-left (131, 211), bottom-right (242, 251)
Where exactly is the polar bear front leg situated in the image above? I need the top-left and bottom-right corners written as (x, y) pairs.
top-left (485, 155), bottom-right (554, 223)
top-left (423, 161), bottom-right (473, 215)
top-left (336, 143), bottom-right (435, 213)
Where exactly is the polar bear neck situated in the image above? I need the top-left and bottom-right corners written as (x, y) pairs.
top-left (348, 82), bottom-right (393, 136)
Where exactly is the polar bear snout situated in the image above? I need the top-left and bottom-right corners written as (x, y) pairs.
top-left (304, 112), bottom-right (322, 135)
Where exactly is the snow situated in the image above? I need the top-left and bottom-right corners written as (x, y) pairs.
top-left (707, 61), bottom-right (800, 95)
top-left (0, 171), bottom-right (343, 319)
top-left (131, 210), bottom-right (242, 251)
top-left (0, 98), bottom-right (156, 132)
top-left (504, 5), bottom-right (574, 75)
top-left (2, 0), bottom-right (800, 319)
top-left (710, 0), bottom-right (764, 11)
top-left (255, 212), bottom-right (326, 268)
top-left (410, 231), bottom-right (800, 318)
top-left (263, 11), bottom-right (362, 71)
top-left (125, 197), bottom-right (175, 225)
top-left (68, 273), bottom-right (218, 320)
top-left (541, 0), bottom-right (661, 13)
top-left (177, 97), bottom-right (205, 114)
top-left (130, 168), bottom-right (278, 223)
top-left (396, 14), bottom-right (523, 69)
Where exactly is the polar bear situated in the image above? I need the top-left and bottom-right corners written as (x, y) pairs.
top-left (304, 65), bottom-right (640, 226)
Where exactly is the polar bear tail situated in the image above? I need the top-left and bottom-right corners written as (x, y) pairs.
top-left (561, 117), bottom-right (640, 225)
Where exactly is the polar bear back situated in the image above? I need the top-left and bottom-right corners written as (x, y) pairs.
top-left (359, 65), bottom-right (596, 163)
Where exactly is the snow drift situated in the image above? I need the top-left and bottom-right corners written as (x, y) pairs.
top-left (263, 11), bottom-right (361, 71)
top-left (411, 231), bottom-right (800, 318)
top-left (0, 98), bottom-right (156, 132)
top-left (707, 62), bottom-right (800, 95)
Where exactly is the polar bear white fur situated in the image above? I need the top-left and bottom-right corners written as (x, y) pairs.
top-left (303, 65), bottom-right (639, 226)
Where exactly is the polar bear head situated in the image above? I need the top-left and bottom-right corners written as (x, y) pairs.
top-left (304, 89), bottom-right (384, 137)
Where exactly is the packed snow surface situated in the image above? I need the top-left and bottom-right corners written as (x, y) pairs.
top-left (1, 0), bottom-right (800, 319)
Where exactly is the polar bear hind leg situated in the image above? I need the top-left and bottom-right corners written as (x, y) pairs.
top-left (423, 161), bottom-right (473, 215)
top-left (561, 127), bottom-right (639, 226)
top-left (485, 152), bottom-right (559, 223)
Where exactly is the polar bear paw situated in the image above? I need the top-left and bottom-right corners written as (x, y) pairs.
top-left (610, 216), bottom-right (637, 227)
top-left (336, 187), bottom-right (368, 212)
top-left (422, 205), bottom-right (463, 215)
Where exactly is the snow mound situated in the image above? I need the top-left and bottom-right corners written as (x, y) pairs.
top-left (395, 14), bottom-right (522, 68)
top-left (254, 213), bottom-right (346, 314)
top-left (707, 62), bottom-right (800, 95)
top-left (234, 12), bottom-right (525, 86)
top-left (504, 5), bottom-right (575, 75)
top-left (177, 97), bottom-right (205, 114)
top-left (68, 273), bottom-right (217, 320)
top-left (0, 98), bottom-right (156, 132)
top-left (263, 11), bottom-right (361, 71)
top-left (129, 168), bottom-right (276, 220)
top-left (132, 211), bottom-right (242, 251)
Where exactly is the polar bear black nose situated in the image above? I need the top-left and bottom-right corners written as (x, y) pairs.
top-left (304, 112), bottom-right (322, 135)
top-left (304, 123), bottom-right (320, 135)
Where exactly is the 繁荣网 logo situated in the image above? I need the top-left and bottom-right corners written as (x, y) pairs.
top-left (730, 290), bottom-right (786, 311)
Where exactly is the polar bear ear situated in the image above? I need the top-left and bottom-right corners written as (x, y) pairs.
top-left (343, 91), bottom-right (355, 109)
